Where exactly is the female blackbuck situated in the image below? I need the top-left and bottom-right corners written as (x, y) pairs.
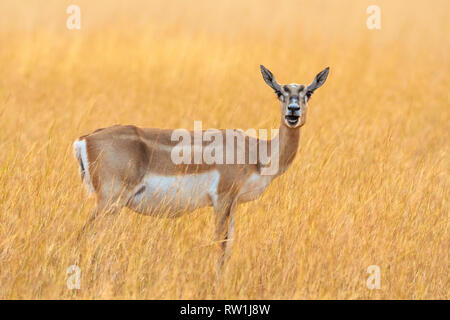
top-left (73, 65), bottom-right (329, 270)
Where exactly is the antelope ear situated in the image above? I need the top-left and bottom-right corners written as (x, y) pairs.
top-left (260, 65), bottom-right (282, 96)
top-left (307, 67), bottom-right (330, 93)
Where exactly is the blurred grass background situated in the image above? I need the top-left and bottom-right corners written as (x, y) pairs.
top-left (0, 0), bottom-right (448, 299)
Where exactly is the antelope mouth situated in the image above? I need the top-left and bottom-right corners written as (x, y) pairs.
top-left (285, 115), bottom-right (299, 126)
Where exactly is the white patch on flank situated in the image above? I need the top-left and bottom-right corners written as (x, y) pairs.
top-left (73, 139), bottom-right (94, 194)
top-left (128, 170), bottom-right (221, 215)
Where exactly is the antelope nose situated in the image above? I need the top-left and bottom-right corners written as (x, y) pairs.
top-left (288, 104), bottom-right (300, 111)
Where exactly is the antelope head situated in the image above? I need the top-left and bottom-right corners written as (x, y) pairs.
top-left (260, 65), bottom-right (329, 128)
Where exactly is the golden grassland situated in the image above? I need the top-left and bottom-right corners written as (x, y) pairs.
top-left (0, 0), bottom-right (448, 299)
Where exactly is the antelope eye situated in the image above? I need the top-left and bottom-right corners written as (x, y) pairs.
top-left (305, 91), bottom-right (313, 99)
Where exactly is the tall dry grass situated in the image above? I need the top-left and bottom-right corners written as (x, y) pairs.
top-left (0, 0), bottom-right (448, 299)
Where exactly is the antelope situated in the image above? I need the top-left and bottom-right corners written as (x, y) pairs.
top-left (73, 65), bottom-right (329, 270)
